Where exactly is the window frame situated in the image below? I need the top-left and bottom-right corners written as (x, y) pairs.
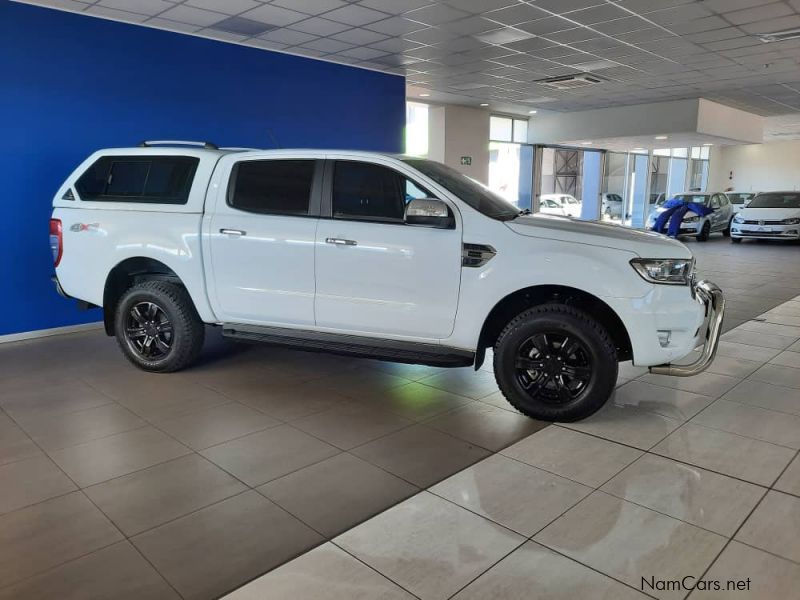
top-left (226, 158), bottom-right (324, 218)
top-left (74, 155), bottom-right (200, 205)
top-left (321, 159), bottom-right (444, 226)
top-left (489, 115), bottom-right (529, 143)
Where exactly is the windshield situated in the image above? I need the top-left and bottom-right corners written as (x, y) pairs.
top-left (563, 196), bottom-right (579, 204)
top-left (747, 193), bottom-right (800, 209)
top-left (402, 158), bottom-right (520, 220)
top-left (728, 193), bottom-right (755, 204)
top-left (672, 194), bottom-right (710, 206)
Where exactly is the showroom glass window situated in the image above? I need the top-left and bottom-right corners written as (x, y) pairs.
top-left (75, 156), bottom-right (198, 204)
top-left (405, 102), bottom-right (429, 157)
top-left (489, 115), bottom-right (532, 208)
top-left (229, 160), bottom-right (316, 216)
top-left (332, 161), bottom-right (433, 223)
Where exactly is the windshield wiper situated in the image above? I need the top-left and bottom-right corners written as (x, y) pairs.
top-left (515, 208), bottom-right (532, 218)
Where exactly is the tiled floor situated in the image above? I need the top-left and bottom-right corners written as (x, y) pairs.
top-left (2, 237), bottom-right (800, 599)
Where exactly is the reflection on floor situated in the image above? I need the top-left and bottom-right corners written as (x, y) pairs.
top-left (0, 237), bottom-right (799, 599)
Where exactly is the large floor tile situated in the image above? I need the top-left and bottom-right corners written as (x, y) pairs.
top-left (363, 382), bottom-right (475, 422)
top-left (155, 402), bottom-right (280, 450)
top-left (692, 541), bottom-right (800, 599)
top-left (534, 491), bottom-right (726, 600)
top-left (652, 423), bottom-right (795, 486)
top-left (258, 453), bottom-right (417, 538)
top-left (749, 363), bottom-right (800, 389)
top-left (0, 380), bottom-right (113, 425)
top-left (705, 354), bottom-right (764, 378)
top-left (737, 320), bottom-right (800, 338)
top-left (112, 381), bottom-right (231, 422)
top-left (48, 426), bottom-right (191, 487)
top-left (775, 454), bottom-right (800, 496)
top-left (720, 329), bottom-right (797, 350)
top-left (612, 380), bottom-right (714, 421)
top-left (431, 454), bottom-right (591, 536)
top-left (638, 371), bottom-right (741, 399)
top-left (0, 455), bottom-right (76, 515)
top-left (234, 378), bottom-right (351, 421)
top-left (716, 341), bottom-right (782, 363)
top-left (304, 368), bottom-right (412, 403)
top-left (20, 403), bottom-right (146, 452)
top-left (0, 541), bottom-right (179, 600)
top-left (692, 400), bottom-right (800, 449)
top-left (416, 369), bottom-right (500, 399)
top-left (0, 491), bottom-right (123, 587)
top-left (133, 491), bottom-right (322, 600)
top-left (336, 491), bottom-right (523, 600)
top-left (501, 425), bottom-right (643, 487)
top-left (561, 402), bottom-right (682, 450)
top-left (291, 402), bottom-right (413, 450)
top-left (201, 425), bottom-right (340, 487)
top-left (452, 541), bottom-right (648, 600)
top-left (601, 454), bottom-right (765, 536)
top-left (768, 349), bottom-right (800, 369)
top-left (721, 379), bottom-right (800, 416)
top-left (423, 402), bottom-right (546, 452)
top-left (85, 454), bottom-right (247, 536)
top-left (351, 424), bottom-right (490, 487)
top-left (0, 413), bottom-right (42, 466)
top-left (736, 490), bottom-right (800, 563)
top-left (224, 543), bottom-right (414, 600)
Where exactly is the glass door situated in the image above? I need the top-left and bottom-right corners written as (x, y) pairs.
top-left (601, 152), bottom-right (628, 224)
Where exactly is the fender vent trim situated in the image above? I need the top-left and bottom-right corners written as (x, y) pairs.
top-left (462, 243), bottom-right (496, 267)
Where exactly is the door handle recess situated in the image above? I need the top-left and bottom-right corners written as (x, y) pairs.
top-left (220, 229), bottom-right (246, 236)
top-left (325, 237), bottom-right (357, 246)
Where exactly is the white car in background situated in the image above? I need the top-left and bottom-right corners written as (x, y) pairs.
top-left (727, 191), bottom-right (758, 214)
top-left (601, 193), bottom-right (624, 219)
top-left (730, 191), bottom-right (800, 243)
top-left (540, 193), bottom-right (582, 217)
top-left (538, 197), bottom-right (568, 216)
top-left (646, 192), bottom-right (734, 241)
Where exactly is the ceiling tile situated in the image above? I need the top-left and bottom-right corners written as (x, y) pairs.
top-left (336, 45), bottom-right (389, 59)
top-left (443, 0), bottom-right (520, 14)
top-left (259, 28), bottom-right (318, 45)
top-left (300, 37), bottom-right (355, 53)
top-left (240, 4), bottom-right (308, 26)
top-left (357, 0), bottom-right (432, 14)
top-left (271, 0), bottom-right (348, 15)
top-left (98, 0), bottom-right (173, 15)
top-left (210, 16), bottom-right (278, 36)
top-left (323, 4), bottom-right (389, 25)
top-left (86, 5), bottom-right (149, 22)
top-left (474, 26), bottom-right (534, 45)
top-left (185, 0), bottom-right (260, 14)
top-left (330, 27), bottom-right (388, 44)
top-left (366, 16), bottom-right (426, 35)
top-left (289, 16), bottom-right (353, 35)
top-left (405, 3), bottom-right (471, 25)
top-left (157, 5), bottom-right (226, 27)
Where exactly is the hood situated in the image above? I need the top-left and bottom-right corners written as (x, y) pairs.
top-left (738, 207), bottom-right (800, 221)
top-left (506, 214), bottom-right (691, 259)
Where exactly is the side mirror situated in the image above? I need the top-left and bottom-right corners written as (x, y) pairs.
top-left (405, 198), bottom-right (455, 229)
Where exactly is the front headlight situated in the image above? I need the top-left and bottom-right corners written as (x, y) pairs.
top-left (733, 214), bottom-right (744, 223)
top-left (630, 258), bottom-right (695, 285)
top-left (683, 215), bottom-right (700, 223)
top-left (782, 218), bottom-right (800, 225)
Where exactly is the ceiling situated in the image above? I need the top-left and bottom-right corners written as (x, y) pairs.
top-left (17, 0), bottom-right (800, 118)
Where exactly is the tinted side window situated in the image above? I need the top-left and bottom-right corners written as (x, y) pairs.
top-left (230, 160), bottom-right (316, 216)
top-left (76, 156), bottom-right (198, 204)
top-left (333, 162), bottom-right (410, 223)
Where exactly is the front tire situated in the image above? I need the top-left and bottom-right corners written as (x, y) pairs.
top-left (731, 237), bottom-right (742, 244)
top-left (493, 304), bottom-right (617, 422)
top-left (114, 280), bottom-right (205, 372)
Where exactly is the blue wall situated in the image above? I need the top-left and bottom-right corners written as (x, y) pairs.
top-left (0, 1), bottom-right (405, 336)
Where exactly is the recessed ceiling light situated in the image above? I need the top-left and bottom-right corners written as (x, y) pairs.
top-left (529, 110), bottom-right (537, 114)
top-left (581, 141), bottom-right (592, 145)
top-left (419, 93), bottom-right (430, 97)
top-left (480, 103), bottom-right (489, 107)
top-left (655, 135), bottom-right (668, 140)
top-left (703, 143), bottom-right (713, 146)
top-left (633, 147), bottom-right (645, 151)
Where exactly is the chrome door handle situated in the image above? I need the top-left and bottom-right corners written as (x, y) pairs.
top-left (220, 228), bottom-right (246, 236)
top-left (325, 237), bottom-right (357, 246)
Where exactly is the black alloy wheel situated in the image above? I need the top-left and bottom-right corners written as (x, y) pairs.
top-left (125, 301), bottom-right (174, 360)
top-left (515, 332), bottom-right (592, 405)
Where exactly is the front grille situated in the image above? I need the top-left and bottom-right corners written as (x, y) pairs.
top-left (743, 219), bottom-right (783, 225)
top-left (739, 230), bottom-right (789, 236)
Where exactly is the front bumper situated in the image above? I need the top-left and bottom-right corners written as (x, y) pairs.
top-left (648, 280), bottom-right (725, 377)
top-left (731, 223), bottom-right (800, 240)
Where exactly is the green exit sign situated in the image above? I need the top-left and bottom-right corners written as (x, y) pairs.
top-left (460, 156), bottom-right (472, 166)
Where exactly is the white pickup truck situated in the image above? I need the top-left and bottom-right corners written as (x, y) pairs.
top-left (50, 142), bottom-right (724, 422)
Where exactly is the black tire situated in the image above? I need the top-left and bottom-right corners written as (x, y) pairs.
top-left (697, 221), bottom-right (711, 242)
top-left (731, 236), bottom-right (742, 244)
top-left (493, 304), bottom-right (617, 422)
top-left (114, 280), bottom-right (205, 372)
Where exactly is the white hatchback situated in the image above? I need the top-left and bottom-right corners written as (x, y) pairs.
top-left (731, 191), bottom-right (800, 243)
top-left (540, 193), bottom-right (582, 217)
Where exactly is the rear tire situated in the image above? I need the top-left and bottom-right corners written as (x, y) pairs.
top-left (493, 304), bottom-right (617, 422)
top-left (697, 221), bottom-right (711, 242)
top-left (731, 237), bottom-right (742, 244)
top-left (723, 220), bottom-right (732, 237)
top-left (114, 280), bottom-right (205, 372)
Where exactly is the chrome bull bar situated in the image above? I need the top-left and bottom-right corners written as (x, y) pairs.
top-left (648, 280), bottom-right (725, 377)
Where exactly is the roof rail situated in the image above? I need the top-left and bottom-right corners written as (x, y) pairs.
top-left (219, 147), bottom-right (260, 151)
top-left (138, 140), bottom-right (219, 149)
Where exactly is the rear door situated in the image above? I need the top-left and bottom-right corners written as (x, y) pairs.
top-left (205, 156), bottom-right (321, 326)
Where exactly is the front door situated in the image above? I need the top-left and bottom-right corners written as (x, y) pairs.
top-left (206, 157), bottom-right (321, 326)
top-left (314, 159), bottom-right (462, 339)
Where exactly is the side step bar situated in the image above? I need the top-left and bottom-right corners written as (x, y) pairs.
top-left (222, 324), bottom-right (474, 368)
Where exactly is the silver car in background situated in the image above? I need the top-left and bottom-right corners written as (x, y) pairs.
top-left (647, 192), bottom-right (734, 241)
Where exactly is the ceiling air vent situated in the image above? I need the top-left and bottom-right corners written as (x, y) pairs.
top-left (758, 28), bottom-right (800, 43)
top-left (537, 74), bottom-right (604, 90)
